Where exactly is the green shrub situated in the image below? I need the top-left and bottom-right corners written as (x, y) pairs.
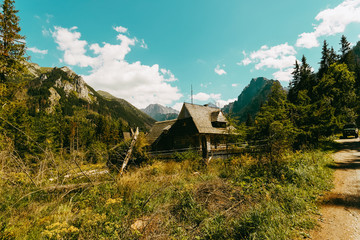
top-left (86, 141), bottom-right (108, 163)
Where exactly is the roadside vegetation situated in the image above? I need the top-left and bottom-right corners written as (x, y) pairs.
top-left (0, 148), bottom-right (333, 239)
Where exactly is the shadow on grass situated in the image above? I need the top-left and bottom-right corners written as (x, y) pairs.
top-left (316, 140), bottom-right (342, 152)
top-left (329, 160), bottom-right (360, 170)
top-left (322, 193), bottom-right (360, 210)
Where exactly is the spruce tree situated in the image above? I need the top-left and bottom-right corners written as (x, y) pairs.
top-left (340, 35), bottom-right (351, 58)
top-left (254, 82), bottom-right (296, 160)
top-left (0, 0), bottom-right (27, 83)
top-left (318, 40), bottom-right (329, 79)
top-left (288, 60), bottom-right (300, 103)
top-left (329, 47), bottom-right (338, 65)
top-left (339, 35), bottom-right (355, 70)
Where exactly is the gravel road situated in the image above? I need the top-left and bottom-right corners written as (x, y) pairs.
top-left (310, 138), bottom-right (360, 240)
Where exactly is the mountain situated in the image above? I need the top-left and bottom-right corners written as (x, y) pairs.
top-left (352, 41), bottom-right (360, 64)
top-left (222, 77), bottom-right (278, 122)
top-left (142, 104), bottom-right (179, 121)
top-left (26, 66), bottom-right (155, 130)
top-left (96, 90), bottom-right (156, 129)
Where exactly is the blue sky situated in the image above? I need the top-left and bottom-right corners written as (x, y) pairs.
top-left (16, 0), bottom-right (360, 110)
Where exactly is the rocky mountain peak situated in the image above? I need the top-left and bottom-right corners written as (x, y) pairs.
top-left (142, 103), bottom-right (179, 121)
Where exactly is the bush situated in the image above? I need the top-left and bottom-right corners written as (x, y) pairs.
top-left (86, 141), bottom-right (108, 163)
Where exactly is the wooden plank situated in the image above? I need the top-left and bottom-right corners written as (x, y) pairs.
top-left (119, 127), bottom-right (139, 176)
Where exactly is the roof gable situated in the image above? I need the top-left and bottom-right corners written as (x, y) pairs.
top-left (146, 119), bottom-right (176, 145)
top-left (180, 103), bottom-right (228, 134)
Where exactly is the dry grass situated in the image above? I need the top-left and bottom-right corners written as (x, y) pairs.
top-left (0, 149), bottom-right (333, 239)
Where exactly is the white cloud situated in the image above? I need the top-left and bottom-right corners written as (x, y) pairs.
top-left (192, 92), bottom-right (235, 108)
top-left (52, 26), bottom-right (97, 67)
top-left (28, 47), bottom-right (48, 55)
top-left (52, 26), bottom-right (182, 108)
top-left (231, 83), bottom-right (238, 87)
top-left (214, 64), bottom-right (227, 75)
top-left (42, 27), bottom-right (50, 37)
top-left (114, 26), bottom-right (128, 33)
top-left (238, 58), bottom-right (252, 66)
top-left (296, 32), bottom-right (319, 48)
top-left (239, 43), bottom-right (297, 82)
top-left (172, 102), bottom-right (184, 111)
top-left (272, 68), bottom-right (293, 82)
top-left (216, 98), bottom-right (236, 108)
top-left (296, 0), bottom-right (360, 48)
top-left (193, 92), bottom-right (221, 101)
top-left (139, 39), bottom-right (148, 49)
top-left (249, 43), bottom-right (297, 70)
top-left (160, 68), bottom-right (177, 82)
top-left (45, 14), bottom-right (53, 24)
top-left (200, 82), bottom-right (212, 88)
top-left (237, 51), bottom-right (252, 66)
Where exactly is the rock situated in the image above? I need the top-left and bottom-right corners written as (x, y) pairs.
top-left (54, 68), bottom-right (92, 102)
top-left (40, 74), bottom-right (48, 81)
top-left (131, 218), bottom-right (150, 232)
top-left (46, 87), bottom-right (61, 113)
top-left (59, 66), bottom-right (77, 79)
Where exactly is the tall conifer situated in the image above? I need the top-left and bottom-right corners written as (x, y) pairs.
top-left (340, 35), bottom-right (351, 58)
top-left (0, 0), bottom-right (27, 83)
top-left (318, 40), bottom-right (329, 79)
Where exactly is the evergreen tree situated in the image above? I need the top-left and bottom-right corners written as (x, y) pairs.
top-left (315, 63), bottom-right (356, 128)
top-left (299, 55), bottom-right (312, 85)
top-left (328, 47), bottom-right (338, 65)
top-left (254, 82), bottom-right (296, 159)
top-left (0, 0), bottom-right (27, 83)
top-left (288, 60), bottom-right (300, 103)
top-left (340, 35), bottom-right (351, 58)
top-left (339, 35), bottom-right (354, 70)
top-left (288, 56), bottom-right (315, 103)
top-left (245, 113), bottom-right (253, 127)
top-left (318, 40), bottom-right (329, 79)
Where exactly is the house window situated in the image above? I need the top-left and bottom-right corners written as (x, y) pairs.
top-left (211, 122), bottom-right (226, 128)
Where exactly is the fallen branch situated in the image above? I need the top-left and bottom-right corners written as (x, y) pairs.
top-left (119, 127), bottom-right (139, 177)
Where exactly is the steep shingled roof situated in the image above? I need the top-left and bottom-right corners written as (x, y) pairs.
top-left (146, 119), bottom-right (176, 145)
top-left (178, 103), bottom-right (228, 134)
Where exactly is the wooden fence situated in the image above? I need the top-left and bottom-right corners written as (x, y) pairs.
top-left (148, 140), bottom-right (269, 160)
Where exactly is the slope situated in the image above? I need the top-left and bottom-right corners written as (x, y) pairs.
top-left (223, 77), bottom-right (277, 122)
top-left (141, 103), bottom-right (179, 121)
top-left (27, 66), bottom-right (155, 131)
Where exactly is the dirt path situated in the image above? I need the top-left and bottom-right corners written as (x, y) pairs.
top-left (310, 138), bottom-right (360, 240)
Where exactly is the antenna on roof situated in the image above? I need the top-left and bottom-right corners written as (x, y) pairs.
top-left (191, 84), bottom-right (193, 104)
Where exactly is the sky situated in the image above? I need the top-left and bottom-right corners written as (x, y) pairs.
top-left (15, 0), bottom-right (360, 110)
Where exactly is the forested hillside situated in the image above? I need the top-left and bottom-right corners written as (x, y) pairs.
top-left (249, 37), bottom-right (360, 151)
top-left (222, 77), bottom-right (277, 123)
top-left (0, 64), bottom-right (154, 159)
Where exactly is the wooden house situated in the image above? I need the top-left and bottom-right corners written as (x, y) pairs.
top-left (146, 103), bottom-right (233, 155)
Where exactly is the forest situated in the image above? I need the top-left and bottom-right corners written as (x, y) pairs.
top-left (1, 0), bottom-right (360, 239)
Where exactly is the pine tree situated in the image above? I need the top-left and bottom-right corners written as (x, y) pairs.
top-left (315, 63), bottom-right (356, 128)
top-left (288, 56), bottom-right (315, 103)
top-left (299, 55), bottom-right (312, 82)
top-left (329, 47), bottom-right (338, 65)
top-left (288, 60), bottom-right (300, 103)
top-left (340, 35), bottom-right (351, 58)
top-left (0, 0), bottom-right (27, 83)
top-left (318, 40), bottom-right (329, 79)
top-left (254, 82), bottom-right (296, 160)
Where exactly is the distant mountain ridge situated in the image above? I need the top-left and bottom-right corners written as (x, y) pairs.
top-left (26, 66), bottom-right (155, 130)
top-left (142, 104), bottom-right (179, 121)
top-left (222, 77), bottom-right (278, 122)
